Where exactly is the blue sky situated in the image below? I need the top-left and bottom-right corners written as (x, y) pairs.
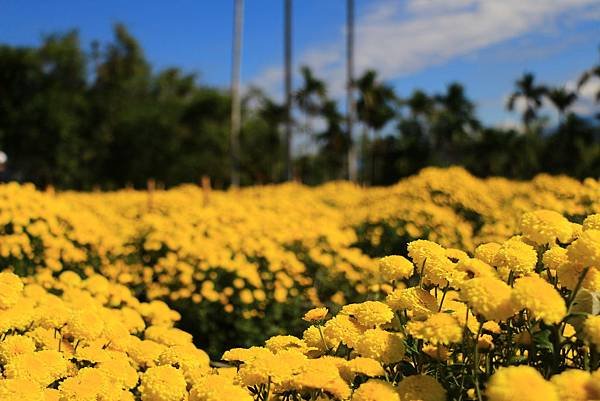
top-left (1, 0), bottom-right (599, 126)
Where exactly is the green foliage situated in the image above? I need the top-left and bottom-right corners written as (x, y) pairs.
top-left (0, 26), bottom-right (598, 188)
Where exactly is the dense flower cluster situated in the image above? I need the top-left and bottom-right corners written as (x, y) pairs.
top-left (0, 168), bottom-right (600, 400)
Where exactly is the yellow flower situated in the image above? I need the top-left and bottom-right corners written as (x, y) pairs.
top-left (512, 276), bottom-right (566, 325)
top-left (386, 287), bottom-right (438, 319)
top-left (264, 335), bottom-right (308, 353)
top-left (3, 350), bottom-right (68, 387)
top-left (139, 365), bottom-right (187, 401)
top-left (354, 328), bottom-right (405, 364)
top-left (353, 379), bottom-right (401, 401)
top-left (520, 210), bottom-right (573, 245)
top-left (542, 246), bottom-right (569, 271)
top-left (583, 214), bottom-right (600, 231)
top-left (407, 240), bottom-right (447, 268)
top-left (189, 374), bottom-right (252, 401)
top-left (460, 277), bottom-right (516, 321)
top-left (145, 326), bottom-right (193, 346)
top-left (493, 238), bottom-right (538, 278)
top-left (0, 378), bottom-right (45, 401)
top-left (378, 255), bottom-right (414, 282)
top-left (343, 357), bottom-right (384, 380)
top-left (397, 375), bottom-right (446, 401)
top-left (550, 369), bottom-right (591, 401)
top-left (303, 307), bottom-right (328, 322)
top-left (340, 301), bottom-right (394, 327)
top-left (322, 314), bottom-right (366, 349)
top-left (406, 313), bottom-right (463, 345)
top-left (0, 334), bottom-right (36, 364)
top-left (474, 242), bottom-right (501, 266)
top-left (455, 258), bottom-right (497, 279)
top-left (584, 315), bottom-right (600, 349)
top-left (486, 366), bottom-right (559, 401)
top-left (567, 229), bottom-right (600, 268)
top-left (0, 272), bottom-right (23, 309)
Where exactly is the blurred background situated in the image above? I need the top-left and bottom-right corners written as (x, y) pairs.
top-left (0, 0), bottom-right (599, 190)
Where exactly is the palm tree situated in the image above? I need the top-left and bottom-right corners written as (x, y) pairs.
top-left (545, 87), bottom-right (577, 123)
top-left (577, 48), bottom-right (600, 102)
top-left (507, 72), bottom-right (547, 132)
top-left (294, 66), bottom-right (326, 136)
top-left (230, 0), bottom-right (244, 187)
top-left (284, 0), bottom-right (293, 181)
top-left (354, 70), bottom-right (397, 183)
top-left (432, 83), bottom-right (480, 164)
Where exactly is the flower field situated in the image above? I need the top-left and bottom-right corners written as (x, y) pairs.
top-left (1, 166), bottom-right (600, 400)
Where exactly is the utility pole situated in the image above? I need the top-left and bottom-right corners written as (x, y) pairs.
top-left (346, 0), bottom-right (358, 182)
top-left (284, 0), bottom-right (293, 181)
top-left (230, 0), bottom-right (244, 187)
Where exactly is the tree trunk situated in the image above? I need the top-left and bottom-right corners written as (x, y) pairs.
top-left (230, 0), bottom-right (244, 187)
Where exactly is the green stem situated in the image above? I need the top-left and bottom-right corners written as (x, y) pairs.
top-left (474, 321), bottom-right (484, 401)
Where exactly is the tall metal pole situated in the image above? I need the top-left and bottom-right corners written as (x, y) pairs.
top-left (284, 0), bottom-right (293, 181)
top-left (346, 0), bottom-right (358, 182)
top-left (230, 0), bottom-right (244, 187)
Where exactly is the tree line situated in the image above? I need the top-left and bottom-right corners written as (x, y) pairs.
top-left (0, 25), bottom-right (598, 189)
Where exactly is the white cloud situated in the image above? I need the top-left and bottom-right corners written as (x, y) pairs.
top-left (251, 0), bottom-right (600, 101)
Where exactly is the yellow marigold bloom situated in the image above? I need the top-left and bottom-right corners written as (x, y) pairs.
top-left (486, 366), bottom-right (559, 401)
top-left (543, 246), bottom-right (569, 270)
top-left (477, 334), bottom-right (494, 351)
top-left (474, 242), bottom-right (501, 266)
top-left (406, 313), bottom-right (462, 345)
top-left (460, 277), bottom-right (516, 321)
top-left (583, 214), bottom-right (600, 231)
top-left (342, 357), bottom-right (385, 380)
top-left (158, 344), bottom-right (210, 374)
top-left (322, 314), bottom-right (366, 349)
top-left (422, 344), bottom-right (449, 361)
top-left (407, 240), bottom-right (446, 268)
top-left (292, 357), bottom-right (351, 400)
top-left (0, 378), bottom-right (44, 401)
top-left (4, 350), bottom-right (68, 387)
top-left (0, 334), bottom-right (36, 364)
top-left (567, 229), bottom-right (600, 268)
top-left (265, 335), bottom-right (307, 353)
top-left (221, 346), bottom-right (272, 363)
top-left (139, 365), bottom-right (187, 401)
top-left (353, 379), bottom-right (401, 401)
top-left (58, 367), bottom-right (113, 401)
top-left (302, 325), bottom-right (327, 352)
top-left (493, 238), bottom-right (538, 278)
top-left (397, 375), bottom-right (446, 401)
top-left (97, 357), bottom-right (139, 389)
top-left (587, 369), bottom-right (600, 399)
top-left (446, 248), bottom-right (469, 262)
top-left (189, 374), bottom-right (252, 401)
top-left (584, 315), bottom-right (600, 349)
top-left (386, 287), bottom-right (438, 319)
top-left (483, 321), bottom-right (501, 334)
top-left (354, 328), bottom-right (405, 364)
top-left (520, 210), bottom-right (573, 245)
top-left (512, 276), bottom-right (566, 325)
top-left (127, 339), bottom-right (166, 368)
top-left (64, 309), bottom-right (104, 341)
top-left (303, 307), bottom-right (328, 322)
top-left (550, 369), bottom-right (591, 401)
top-left (145, 326), bottom-right (193, 346)
top-left (456, 258), bottom-right (497, 279)
top-left (378, 255), bottom-right (414, 282)
top-left (340, 301), bottom-right (394, 327)
top-left (0, 272), bottom-right (23, 309)
top-left (422, 255), bottom-right (463, 287)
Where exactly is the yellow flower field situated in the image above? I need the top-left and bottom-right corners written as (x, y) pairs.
top-left (1, 167), bottom-right (600, 400)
